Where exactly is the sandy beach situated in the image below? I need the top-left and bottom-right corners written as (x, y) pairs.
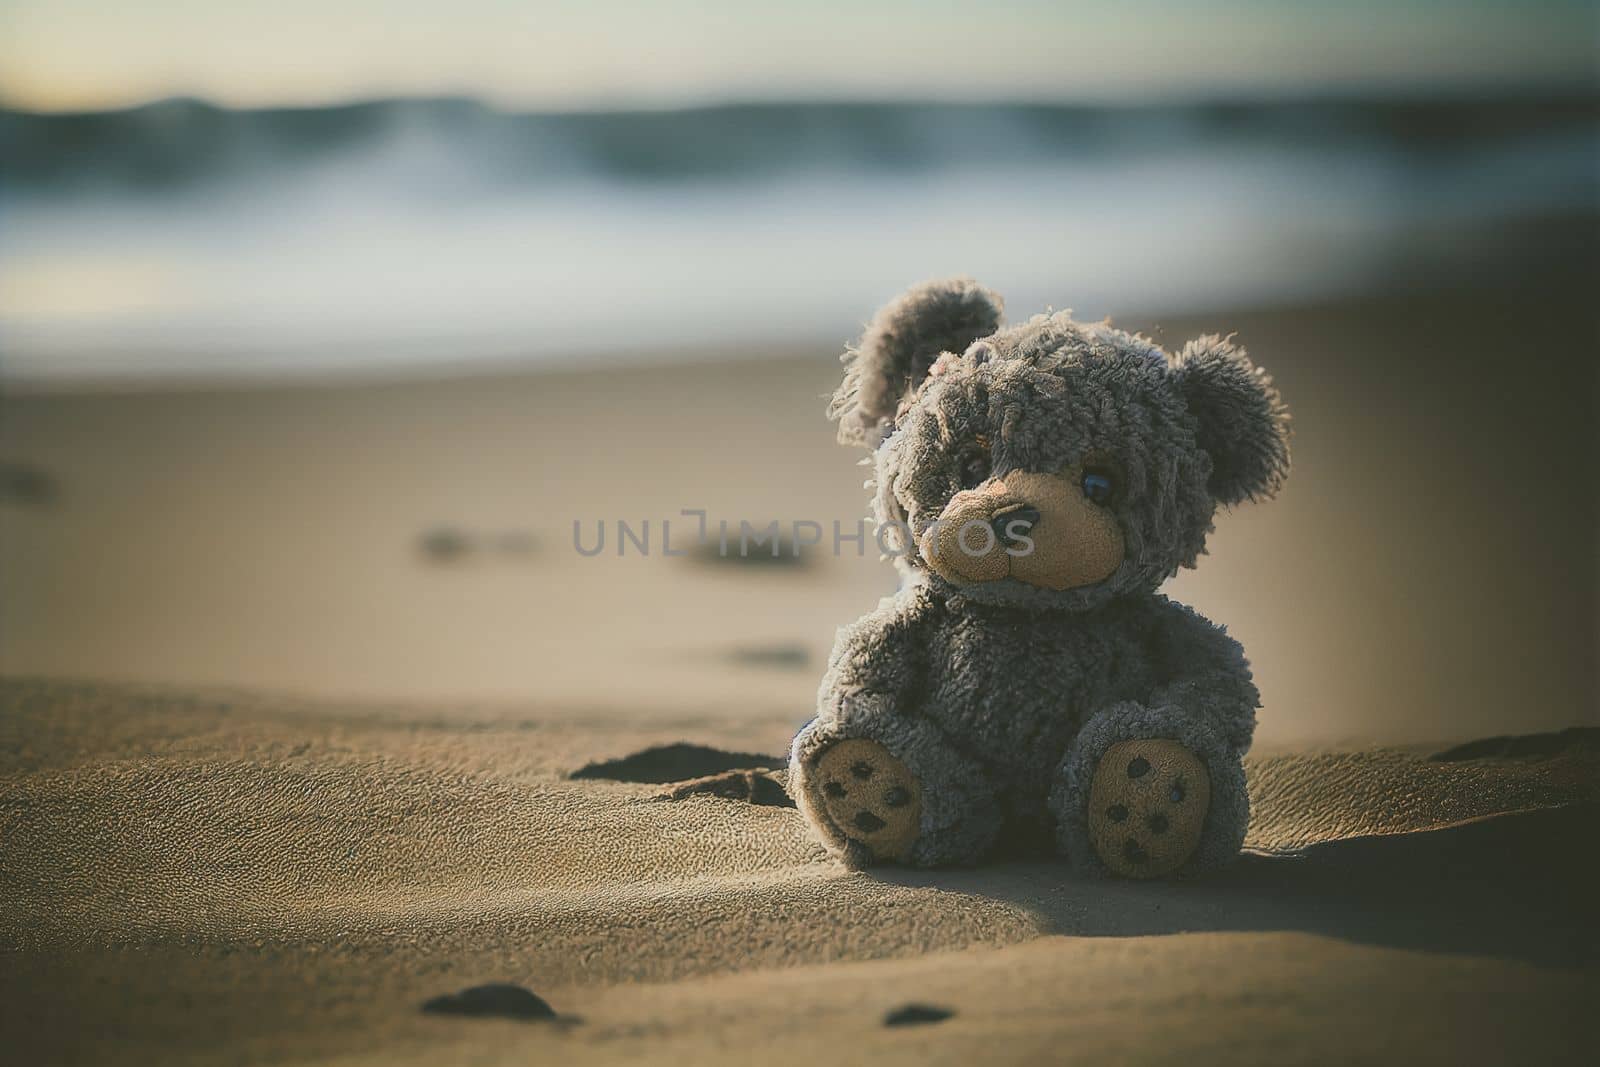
top-left (3, 4), bottom-right (1597, 1060)
top-left (3, 280), bottom-right (1594, 744)
top-left (1, 676), bottom-right (1596, 1065)
top-left (2, 277), bottom-right (1596, 1064)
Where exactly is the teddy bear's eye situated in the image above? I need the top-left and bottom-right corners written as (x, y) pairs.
top-left (1081, 467), bottom-right (1117, 506)
top-left (958, 449), bottom-right (992, 490)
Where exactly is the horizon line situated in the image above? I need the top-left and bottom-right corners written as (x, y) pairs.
top-left (4, 76), bottom-right (1596, 119)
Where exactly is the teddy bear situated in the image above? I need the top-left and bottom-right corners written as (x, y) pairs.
top-left (788, 278), bottom-right (1291, 878)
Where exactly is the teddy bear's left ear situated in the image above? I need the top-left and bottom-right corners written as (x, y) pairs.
top-left (1171, 335), bottom-right (1291, 504)
top-left (830, 278), bottom-right (1004, 446)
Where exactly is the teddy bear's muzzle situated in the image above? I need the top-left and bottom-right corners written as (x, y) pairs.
top-left (919, 468), bottom-right (1126, 591)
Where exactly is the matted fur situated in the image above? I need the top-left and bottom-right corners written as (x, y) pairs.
top-left (794, 279), bottom-right (1291, 876)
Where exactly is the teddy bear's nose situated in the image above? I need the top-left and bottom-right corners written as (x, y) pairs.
top-left (990, 504), bottom-right (1040, 546)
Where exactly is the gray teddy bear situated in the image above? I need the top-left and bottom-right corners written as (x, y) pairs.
top-left (788, 278), bottom-right (1291, 879)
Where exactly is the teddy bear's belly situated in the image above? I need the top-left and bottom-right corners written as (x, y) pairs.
top-left (924, 683), bottom-right (1081, 802)
top-left (922, 624), bottom-right (1141, 804)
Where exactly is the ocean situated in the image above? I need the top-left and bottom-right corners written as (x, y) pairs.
top-left (1, 94), bottom-right (1594, 384)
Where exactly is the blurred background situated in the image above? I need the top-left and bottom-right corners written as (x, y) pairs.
top-left (0, 1), bottom-right (1594, 744)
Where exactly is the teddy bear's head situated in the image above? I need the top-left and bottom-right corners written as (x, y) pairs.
top-left (831, 278), bottom-right (1291, 611)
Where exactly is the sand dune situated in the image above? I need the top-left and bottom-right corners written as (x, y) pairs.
top-left (1, 678), bottom-right (1595, 1065)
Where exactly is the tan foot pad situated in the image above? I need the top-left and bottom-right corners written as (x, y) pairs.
top-left (812, 738), bottom-right (922, 863)
top-left (1088, 739), bottom-right (1211, 879)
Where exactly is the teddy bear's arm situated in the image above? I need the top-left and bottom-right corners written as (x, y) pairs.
top-left (815, 587), bottom-right (936, 720)
top-left (1133, 595), bottom-right (1260, 754)
top-left (791, 588), bottom-right (1004, 866)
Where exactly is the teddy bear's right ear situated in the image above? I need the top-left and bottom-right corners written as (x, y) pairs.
top-left (1171, 334), bottom-right (1291, 505)
top-left (828, 278), bottom-right (1003, 446)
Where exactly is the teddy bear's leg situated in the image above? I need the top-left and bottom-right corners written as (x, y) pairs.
top-left (1084, 739), bottom-right (1211, 877)
top-left (1048, 702), bottom-right (1249, 879)
top-left (790, 704), bottom-right (1002, 868)
top-left (808, 738), bottom-right (923, 863)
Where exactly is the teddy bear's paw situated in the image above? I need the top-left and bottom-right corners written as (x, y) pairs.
top-left (810, 738), bottom-right (923, 863)
top-left (1087, 739), bottom-right (1211, 879)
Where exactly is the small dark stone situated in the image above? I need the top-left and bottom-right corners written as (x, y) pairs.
top-left (419, 527), bottom-right (474, 564)
top-left (884, 786), bottom-right (911, 808)
top-left (1147, 813), bottom-right (1169, 834)
top-left (0, 463), bottom-right (59, 508)
top-left (723, 643), bottom-right (811, 671)
top-left (854, 811), bottom-right (886, 832)
top-left (824, 781), bottom-right (846, 798)
top-left (1106, 804), bottom-right (1129, 823)
top-left (1127, 757), bottom-right (1151, 779)
top-left (422, 983), bottom-right (556, 1021)
top-left (689, 538), bottom-right (813, 568)
top-left (1123, 838), bottom-right (1149, 864)
top-left (850, 761), bottom-right (875, 780)
top-left (884, 1003), bottom-right (954, 1027)
top-left (1170, 780), bottom-right (1186, 803)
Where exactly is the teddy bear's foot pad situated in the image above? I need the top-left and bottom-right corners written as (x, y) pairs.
top-left (1088, 739), bottom-right (1211, 878)
top-left (812, 738), bottom-right (922, 863)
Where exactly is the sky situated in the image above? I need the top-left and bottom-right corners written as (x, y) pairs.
top-left (0, 0), bottom-right (1595, 112)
